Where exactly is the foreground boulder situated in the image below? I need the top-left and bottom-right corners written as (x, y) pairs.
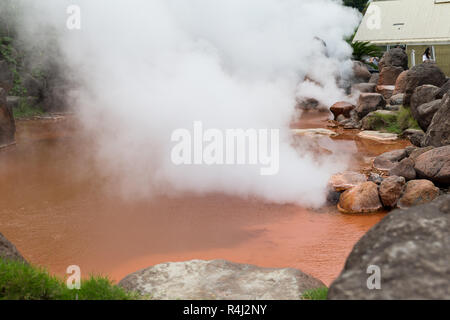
top-left (328, 195), bottom-right (450, 300)
top-left (404, 63), bottom-right (446, 106)
top-left (0, 88), bottom-right (15, 148)
top-left (414, 145), bottom-right (450, 185)
top-left (397, 179), bottom-right (439, 209)
top-left (338, 182), bottom-right (383, 214)
top-left (356, 93), bottom-right (386, 118)
top-left (0, 232), bottom-right (27, 263)
top-left (423, 93), bottom-right (450, 147)
top-left (118, 260), bottom-right (325, 300)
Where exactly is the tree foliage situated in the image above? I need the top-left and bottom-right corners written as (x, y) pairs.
top-left (343, 0), bottom-right (370, 13)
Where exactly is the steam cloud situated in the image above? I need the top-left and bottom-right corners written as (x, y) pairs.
top-left (12, 0), bottom-right (361, 207)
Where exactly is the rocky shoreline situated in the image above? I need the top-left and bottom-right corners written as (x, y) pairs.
top-left (325, 48), bottom-right (450, 215)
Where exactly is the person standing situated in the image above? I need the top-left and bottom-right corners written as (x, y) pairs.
top-left (423, 47), bottom-right (432, 62)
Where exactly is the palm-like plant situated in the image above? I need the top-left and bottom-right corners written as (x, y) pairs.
top-left (350, 41), bottom-right (382, 61)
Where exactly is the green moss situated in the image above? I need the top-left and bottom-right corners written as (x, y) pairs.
top-left (0, 258), bottom-right (138, 300)
top-left (365, 111), bottom-right (401, 134)
top-left (397, 106), bottom-right (421, 131)
top-left (13, 98), bottom-right (44, 119)
top-left (301, 287), bottom-right (328, 300)
top-left (364, 107), bottom-right (421, 134)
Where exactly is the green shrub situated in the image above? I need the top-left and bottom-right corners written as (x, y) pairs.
top-left (13, 99), bottom-right (44, 119)
top-left (301, 287), bottom-right (328, 300)
top-left (0, 258), bottom-right (138, 300)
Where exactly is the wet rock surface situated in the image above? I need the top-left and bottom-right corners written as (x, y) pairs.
top-left (338, 182), bottom-right (383, 214)
top-left (118, 260), bottom-right (325, 300)
top-left (329, 172), bottom-right (367, 192)
top-left (328, 195), bottom-right (450, 300)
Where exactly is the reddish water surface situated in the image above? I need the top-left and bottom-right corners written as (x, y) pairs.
top-left (0, 112), bottom-right (410, 285)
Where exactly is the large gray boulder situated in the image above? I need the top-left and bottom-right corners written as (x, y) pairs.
top-left (0, 232), bottom-right (27, 263)
top-left (328, 195), bottom-right (450, 300)
top-left (404, 63), bottom-right (447, 106)
top-left (379, 48), bottom-right (408, 71)
top-left (423, 93), bottom-right (450, 147)
top-left (119, 260), bottom-right (325, 300)
top-left (0, 88), bottom-right (15, 148)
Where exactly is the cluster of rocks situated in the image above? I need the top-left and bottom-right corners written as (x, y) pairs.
top-left (330, 49), bottom-right (450, 148)
top-left (329, 145), bottom-right (449, 214)
top-left (328, 194), bottom-right (450, 300)
top-left (331, 49), bottom-right (409, 130)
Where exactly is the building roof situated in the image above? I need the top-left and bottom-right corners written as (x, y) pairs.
top-left (353, 0), bottom-right (450, 45)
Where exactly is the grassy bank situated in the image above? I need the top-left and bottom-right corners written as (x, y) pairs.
top-left (0, 258), bottom-right (137, 300)
top-left (301, 287), bottom-right (329, 300)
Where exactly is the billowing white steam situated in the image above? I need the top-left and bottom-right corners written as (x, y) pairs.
top-left (15, 0), bottom-right (361, 207)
